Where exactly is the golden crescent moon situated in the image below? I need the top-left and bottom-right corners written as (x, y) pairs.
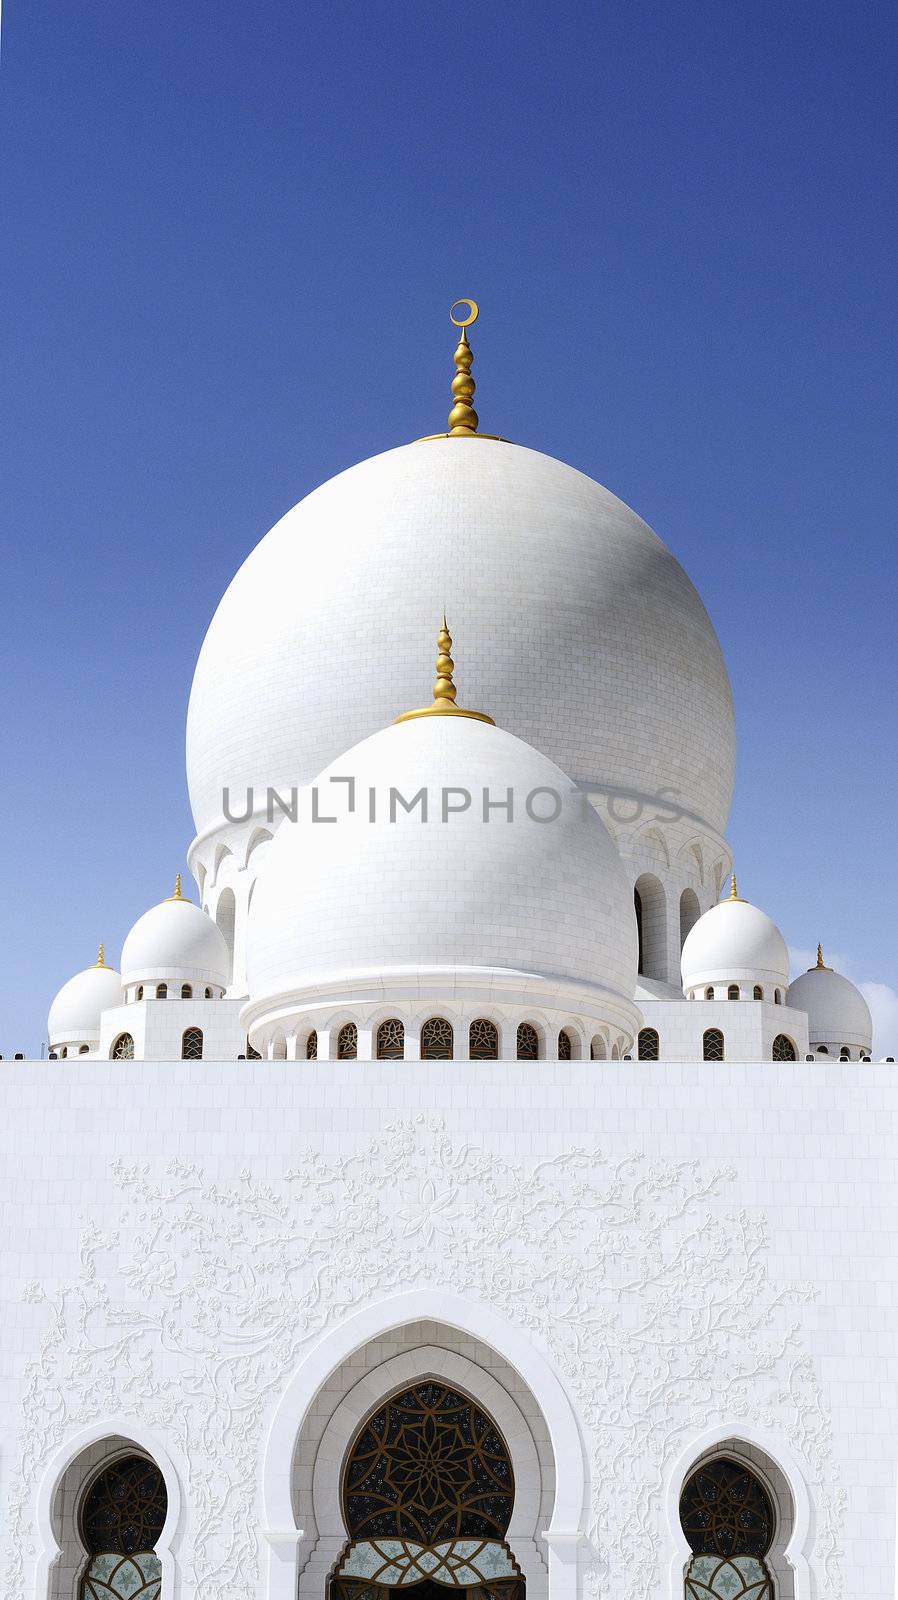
top-left (450, 298), bottom-right (479, 329)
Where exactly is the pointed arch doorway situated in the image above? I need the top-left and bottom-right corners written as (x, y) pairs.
top-left (329, 1381), bottom-right (525, 1600)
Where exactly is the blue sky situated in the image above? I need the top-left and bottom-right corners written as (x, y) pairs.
top-left (1, 0), bottom-right (896, 1055)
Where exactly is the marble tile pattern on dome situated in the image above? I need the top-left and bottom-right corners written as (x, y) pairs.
top-left (9, 303), bottom-right (895, 1600)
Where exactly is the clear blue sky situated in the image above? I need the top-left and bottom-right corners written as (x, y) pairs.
top-left (1, 0), bottom-right (896, 1055)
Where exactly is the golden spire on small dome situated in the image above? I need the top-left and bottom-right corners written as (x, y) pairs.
top-left (447, 300), bottom-right (480, 435)
top-left (395, 616), bottom-right (495, 725)
top-left (166, 873), bottom-right (184, 901)
top-left (93, 942), bottom-right (107, 968)
top-left (813, 943), bottom-right (831, 970)
top-left (727, 873), bottom-right (741, 901)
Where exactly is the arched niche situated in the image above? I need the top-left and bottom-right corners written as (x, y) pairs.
top-left (633, 873), bottom-right (667, 982)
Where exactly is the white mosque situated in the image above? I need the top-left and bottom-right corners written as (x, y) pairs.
top-left (8, 304), bottom-right (894, 1600)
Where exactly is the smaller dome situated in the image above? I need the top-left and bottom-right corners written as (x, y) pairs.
top-left (48, 948), bottom-right (122, 1047)
top-left (681, 879), bottom-right (789, 993)
top-left (786, 949), bottom-right (872, 1055)
top-left (121, 878), bottom-right (230, 990)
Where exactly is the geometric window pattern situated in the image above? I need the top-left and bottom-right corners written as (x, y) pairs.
top-left (81, 1455), bottom-right (168, 1553)
top-left (637, 1027), bottom-right (660, 1061)
top-left (334, 1536), bottom-right (523, 1588)
top-left (772, 1034), bottom-right (797, 1062)
top-left (557, 1030), bottom-right (572, 1061)
top-left (306, 1030), bottom-right (319, 1060)
top-left (111, 1033), bottom-right (135, 1060)
top-left (82, 1553), bottom-right (162, 1600)
top-left (702, 1029), bottom-right (724, 1062)
top-left (683, 1556), bottom-right (771, 1600)
top-left (377, 1020), bottom-right (405, 1060)
top-left (516, 1023), bottom-right (539, 1061)
top-left (181, 1027), bottom-right (203, 1061)
top-left (680, 1454), bottom-right (775, 1598)
top-left (343, 1382), bottom-right (515, 1543)
top-left (421, 1019), bottom-right (454, 1060)
top-left (338, 1023), bottom-right (358, 1059)
top-left (469, 1019), bottom-right (499, 1060)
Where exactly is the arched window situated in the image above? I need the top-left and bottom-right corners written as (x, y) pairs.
top-left (703, 1028), bottom-right (724, 1062)
top-left (557, 1028), bottom-right (573, 1060)
top-left (306, 1030), bottom-right (318, 1060)
top-left (469, 1018), bottom-right (499, 1059)
top-left (156, 983), bottom-right (167, 1000)
top-left (772, 1033), bottom-right (797, 1062)
top-left (590, 1035), bottom-right (607, 1060)
top-left (753, 985), bottom-right (763, 1000)
top-left (204, 986), bottom-right (213, 999)
top-left (136, 985), bottom-right (144, 1001)
top-left (705, 986), bottom-right (715, 1001)
top-left (517, 1022), bottom-right (539, 1060)
top-left (680, 887), bottom-right (701, 948)
top-left (332, 1382), bottom-right (521, 1600)
top-left (680, 1455), bottom-right (774, 1598)
top-left (634, 873), bottom-right (667, 980)
top-left (337, 1022), bottom-right (358, 1059)
top-left (727, 985), bottom-right (740, 1000)
top-left (180, 984), bottom-right (191, 999)
top-left (638, 1027), bottom-right (660, 1060)
top-left (111, 1033), bottom-right (134, 1060)
top-left (815, 1044), bottom-right (829, 1054)
top-left (181, 1027), bottom-right (203, 1061)
top-left (376, 1019), bottom-right (404, 1059)
top-left (421, 1018), bottom-right (453, 1059)
top-left (78, 1044), bottom-right (89, 1055)
top-left (774, 989), bottom-right (782, 1004)
top-left (215, 888), bottom-right (236, 986)
top-left (80, 1453), bottom-right (168, 1600)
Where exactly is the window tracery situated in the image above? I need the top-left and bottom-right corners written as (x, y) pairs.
top-left (80, 1454), bottom-right (167, 1600)
top-left (703, 1028), bottom-right (724, 1062)
top-left (421, 1018), bottom-right (453, 1059)
top-left (306, 1030), bottom-right (318, 1060)
top-left (772, 1034), bottom-right (796, 1062)
top-left (377, 1019), bottom-right (405, 1059)
top-left (557, 1029), bottom-right (572, 1060)
top-left (181, 1027), bottom-right (203, 1061)
top-left (469, 1019), bottom-right (499, 1059)
top-left (638, 1027), bottom-right (660, 1060)
top-left (680, 1456), bottom-right (774, 1599)
top-left (516, 1023), bottom-right (539, 1060)
top-left (111, 1033), bottom-right (134, 1060)
top-left (338, 1023), bottom-right (358, 1059)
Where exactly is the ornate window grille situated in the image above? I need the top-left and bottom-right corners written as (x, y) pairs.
top-left (306, 1030), bottom-right (318, 1060)
top-left (204, 986), bottom-right (213, 999)
top-left (111, 1033), bottom-right (134, 1061)
top-left (638, 1027), bottom-right (660, 1061)
top-left (705, 987), bottom-right (715, 1000)
top-left (245, 1038), bottom-right (261, 1060)
top-left (703, 1029), bottom-right (724, 1062)
top-left (421, 1018), bottom-right (453, 1059)
top-left (557, 1029), bottom-right (572, 1061)
top-left (727, 985), bottom-right (740, 1000)
top-left (469, 1018), bottom-right (499, 1059)
top-left (156, 984), bottom-right (167, 1000)
top-left (753, 986), bottom-right (763, 1000)
top-left (377, 1019), bottom-right (405, 1059)
top-left (80, 1454), bottom-right (167, 1600)
top-left (680, 1456), bottom-right (774, 1599)
top-left (181, 1027), bottom-right (203, 1061)
top-left (772, 1033), bottom-right (796, 1062)
top-left (338, 1023), bottom-right (358, 1059)
top-left (181, 984), bottom-right (192, 999)
top-left (516, 1022), bottom-right (539, 1060)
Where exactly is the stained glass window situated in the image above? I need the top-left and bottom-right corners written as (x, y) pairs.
top-left (703, 1029), bottom-right (724, 1062)
top-left (343, 1383), bottom-right (515, 1543)
top-left (772, 1034), bottom-right (796, 1062)
top-left (557, 1030), bottom-right (572, 1061)
top-left (680, 1456), bottom-right (774, 1598)
top-left (638, 1027), bottom-right (660, 1061)
top-left (469, 1019), bottom-right (499, 1060)
top-left (516, 1023), bottom-right (539, 1060)
top-left (181, 1027), bottom-right (203, 1061)
top-left (82, 1455), bottom-right (167, 1554)
top-left (421, 1018), bottom-right (453, 1059)
top-left (111, 1034), bottom-right (134, 1060)
top-left (306, 1030), bottom-right (318, 1060)
top-left (377, 1019), bottom-right (405, 1059)
top-left (338, 1023), bottom-right (358, 1059)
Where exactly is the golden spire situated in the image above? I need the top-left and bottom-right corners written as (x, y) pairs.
top-left (93, 942), bottom-right (107, 968)
top-left (728, 873), bottom-right (741, 901)
top-left (447, 300), bottom-right (479, 435)
top-left (395, 616), bottom-right (495, 725)
top-left (166, 872), bottom-right (184, 902)
top-left (813, 943), bottom-right (831, 970)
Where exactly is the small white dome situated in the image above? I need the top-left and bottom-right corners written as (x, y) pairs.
top-left (121, 883), bottom-right (230, 990)
top-left (244, 710), bottom-right (639, 1037)
top-left (48, 954), bottom-right (122, 1047)
top-left (681, 885), bottom-right (789, 993)
top-left (787, 955), bottom-right (872, 1054)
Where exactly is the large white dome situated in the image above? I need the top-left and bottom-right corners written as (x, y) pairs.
top-left (187, 440), bottom-right (735, 845)
top-left (243, 711), bottom-right (639, 1041)
top-left (787, 958), bottom-right (872, 1054)
top-left (48, 955), bottom-right (122, 1049)
top-left (681, 889), bottom-right (790, 994)
top-left (121, 888), bottom-right (230, 990)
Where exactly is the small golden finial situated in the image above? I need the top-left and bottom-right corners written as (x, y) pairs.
top-left (728, 873), bottom-right (740, 901)
top-left (812, 943), bottom-right (831, 970)
top-left (93, 942), bottom-right (106, 968)
top-left (447, 299), bottom-right (479, 435)
top-left (166, 872), bottom-right (184, 902)
top-left (395, 616), bottom-right (495, 725)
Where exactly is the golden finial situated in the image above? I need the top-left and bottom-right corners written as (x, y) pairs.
top-left (166, 872), bottom-right (184, 902)
top-left (447, 300), bottom-right (479, 435)
top-left (395, 616), bottom-right (495, 725)
top-left (812, 943), bottom-right (831, 970)
top-left (728, 873), bottom-right (740, 901)
top-left (93, 942), bottom-right (106, 968)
